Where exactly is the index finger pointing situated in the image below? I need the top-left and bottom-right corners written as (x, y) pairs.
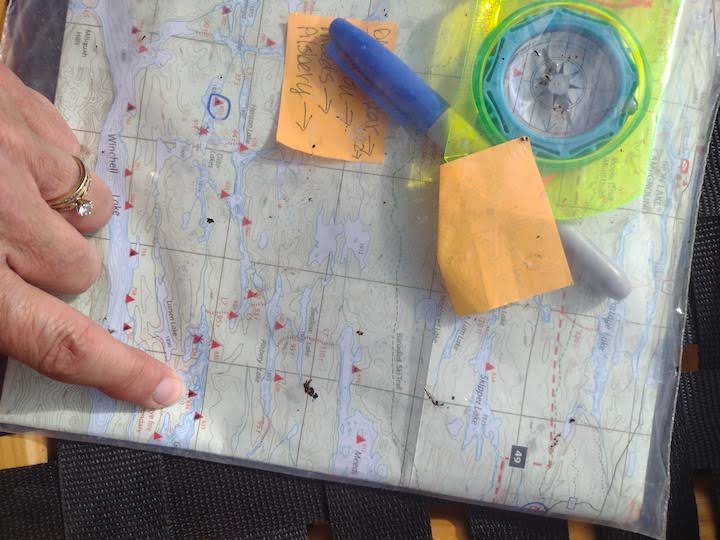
top-left (0, 266), bottom-right (185, 409)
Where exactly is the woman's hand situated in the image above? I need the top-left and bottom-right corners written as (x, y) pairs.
top-left (0, 64), bottom-right (184, 408)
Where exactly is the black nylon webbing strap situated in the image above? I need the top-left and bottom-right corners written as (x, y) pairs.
top-left (664, 388), bottom-right (700, 540)
top-left (0, 462), bottom-right (64, 540)
top-left (677, 370), bottom-right (720, 470)
top-left (56, 441), bottom-right (327, 540)
top-left (467, 506), bottom-right (569, 540)
top-left (692, 107), bottom-right (720, 365)
top-left (690, 216), bottom-right (720, 369)
top-left (699, 108), bottom-right (720, 217)
top-left (161, 453), bottom-right (326, 539)
top-left (325, 483), bottom-right (432, 540)
top-left (58, 441), bottom-right (170, 539)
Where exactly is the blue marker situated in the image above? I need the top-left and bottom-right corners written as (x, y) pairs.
top-left (327, 18), bottom-right (632, 301)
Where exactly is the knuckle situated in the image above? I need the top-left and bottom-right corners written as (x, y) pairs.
top-left (37, 321), bottom-right (94, 382)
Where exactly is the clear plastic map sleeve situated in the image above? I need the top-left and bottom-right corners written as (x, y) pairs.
top-left (1, 1), bottom-right (720, 538)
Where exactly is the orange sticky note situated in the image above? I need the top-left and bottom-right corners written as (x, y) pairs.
top-left (438, 138), bottom-right (573, 315)
top-left (277, 13), bottom-right (397, 163)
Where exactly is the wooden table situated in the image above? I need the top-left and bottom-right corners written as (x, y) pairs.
top-left (0, 1), bottom-right (715, 537)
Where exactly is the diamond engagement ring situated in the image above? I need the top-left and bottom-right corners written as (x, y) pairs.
top-left (46, 156), bottom-right (93, 217)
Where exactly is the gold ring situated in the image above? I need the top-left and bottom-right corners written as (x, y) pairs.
top-left (46, 156), bottom-right (93, 217)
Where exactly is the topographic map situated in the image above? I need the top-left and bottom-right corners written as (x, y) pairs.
top-left (0, 0), bottom-right (717, 534)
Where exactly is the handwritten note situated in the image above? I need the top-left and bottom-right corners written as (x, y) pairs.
top-left (276, 13), bottom-right (397, 163)
top-left (438, 138), bottom-right (573, 315)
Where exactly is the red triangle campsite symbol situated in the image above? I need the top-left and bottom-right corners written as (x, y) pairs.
top-left (214, 97), bottom-right (224, 107)
top-left (125, 294), bottom-right (135, 304)
top-left (242, 217), bottom-right (252, 226)
top-left (222, 6), bottom-right (231, 14)
top-left (220, 190), bottom-right (230, 199)
top-left (485, 362), bottom-right (495, 372)
top-left (139, 45), bottom-right (149, 54)
top-left (123, 323), bottom-right (132, 331)
top-left (129, 248), bottom-right (139, 257)
top-left (238, 143), bottom-right (249, 152)
top-left (352, 365), bottom-right (360, 374)
top-left (153, 432), bottom-right (162, 440)
top-left (127, 102), bottom-right (136, 112)
top-left (131, 26), bottom-right (140, 35)
top-left (124, 168), bottom-right (133, 177)
top-left (266, 38), bottom-right (275, 47)
top-left (211, 340), bottom-right (221, 349)
top-left (228, 311), bottom-right (238, 320)
top-left (192, 335), bottom-right (202, 344)
top-left (274, 373), bottom-right (283, 382)
top-left (124, 201), bottom-right (133, 210)
top-left (356, 434), bottom-right (365, 444)
top-left (194, 412), bottom-right (203, 420)
top-left (274, 321), bottom-right (284, 331)
top-left (247, 290), bottom-right (258, 299)
top-left (188, 390), bottom-right (198, 398)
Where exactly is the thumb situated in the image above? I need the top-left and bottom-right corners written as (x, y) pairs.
top-left (0, 266), bottom-right (185, 408)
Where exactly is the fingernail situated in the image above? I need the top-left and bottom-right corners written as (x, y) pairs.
top-left (152, 375), bottom-right (185, 407)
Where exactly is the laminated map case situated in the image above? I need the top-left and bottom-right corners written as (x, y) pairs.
top-left (2, 1), bottom-right (720, 538)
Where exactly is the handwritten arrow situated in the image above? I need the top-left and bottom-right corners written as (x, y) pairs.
top-left (339, 101), bottom-right (354, 129)
top-left (318, 87), bottom-right (332, 114)
top-left (296, 102), bottom-right (312, 131)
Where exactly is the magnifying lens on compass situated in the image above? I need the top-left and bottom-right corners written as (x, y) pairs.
top-left (473, 2), bottom-right (650, 170)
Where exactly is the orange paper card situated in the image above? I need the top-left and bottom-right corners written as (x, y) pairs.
top-left (277, 13), bottom-right (397, 163)
top-left (438, 138), bottom-right (573, 315)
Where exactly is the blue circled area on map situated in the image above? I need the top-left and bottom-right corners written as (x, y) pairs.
top-left (207, 93), bottom-right (232, 120)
